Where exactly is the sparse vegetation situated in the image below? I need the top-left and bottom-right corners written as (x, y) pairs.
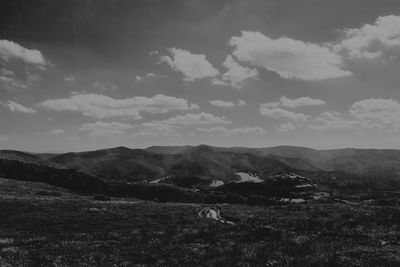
top-left (35, 190), bottom-right (62, 197)
top-left (0, 187), bottom-right (399, 266)
top-left (92, 194), bottom-right (111, 201)
top-left (1, 145), bottom-right (400, 266)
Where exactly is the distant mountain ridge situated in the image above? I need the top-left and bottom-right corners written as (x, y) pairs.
top-left (1, 145), bottom-right (400, 185)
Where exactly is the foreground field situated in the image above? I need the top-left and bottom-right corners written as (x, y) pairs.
top-left (0, 179), bottom-right (400, 266)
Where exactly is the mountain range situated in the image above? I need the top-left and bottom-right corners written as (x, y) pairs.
top-left (1, 145), bottom-right (400, 185)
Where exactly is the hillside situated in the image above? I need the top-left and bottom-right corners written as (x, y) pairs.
top-left (0, 157), bottom-right (108, 194)
top-left (44, 145), bottom-right (308, 184)
top-left (1, 145), bottom-right (400, 192)
top-left (256, 146), bottom-right (400, 175)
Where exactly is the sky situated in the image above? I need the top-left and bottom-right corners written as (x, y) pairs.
top-left (1, 0), bottom-right (400, 152)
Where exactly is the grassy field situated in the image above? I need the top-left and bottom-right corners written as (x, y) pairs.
top-left (0, 178), bottom-right (400, 266)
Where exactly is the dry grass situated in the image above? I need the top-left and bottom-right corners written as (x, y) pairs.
top-left (0, 178), bottom-right (399, 266)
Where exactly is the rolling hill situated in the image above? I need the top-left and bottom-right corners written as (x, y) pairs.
top-left (43, 145), bottom-right (308, 183)
top-left (1, 145), bottom-right (400, 189)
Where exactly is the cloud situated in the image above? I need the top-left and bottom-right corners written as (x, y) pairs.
top-left (0, 40), bottom-right (47, 90)
top-left (264, 96), bottom-right (326, 109)
top-left (136, 73), bottom-right (155, 82)
top-left (132, 131), bottom-right (160, 137)
top-left (333, 15), bottom-right (400, 59)
top-left (134, 112), bottom-right (230, 137)
top-left (0, 68), bottom-right (41, 90)
top-left (135, 73), bottom-right (167, 82)
top-left (159, 48), bottom-right (219, 81)
top-left (221, 55), bottom-right (258, 88)
top-left (1, 100), bottom-right (36, 113)
top-left (0, 136), bottom-right (9, 142)
top-left (349, 98), bottom-right (400, 130)
top-left (39, 94), bottom-right (199, 119)
top-left (260, 96), bottom-right (325, 121)
top-left (197, 126), bottom-right (265, 136)
top-left (64, 75), bottom-right (76, 82)
top-left (209, 99), bottom-right (247, 108)
top-left (279, 96), bottom-right (326, 108)
top-left (259, 105), bottom-right (309, 121)
top-left (307, 99), bottom-right (400, 131)
top-left (238, 100), bottom-right (246, 106)
top-left (0, 40), bottom-right (46, 65)
top-left (144, 112), bottom-right (231, 127)
top-left (50, 129), bottom-right (65, 134)
top-left (259, 97), bottom-right (400, 132)
top-left (276, 122), bottom-right (296, 133)
top-left (79, 122), bottom-right (134, 137)
top-left (229, 31), bottom-right (351, 80)
top-left (308, 112), bottom-right (357, 131)
top-left (92, 82), bottom-right (117, 91)
top-left (133, 122), bottom-right (177, 137)
top-left (229, 127), bottom-right (265, 135)
top-left (209, 100), bottom-right (236, 108)
top-left (211, 78), bottom-right (229, 86)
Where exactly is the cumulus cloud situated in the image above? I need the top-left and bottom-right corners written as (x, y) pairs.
top-left (133, 122), bottom-right (178, 137)
top-left (1, 100), bottom-right (36, 113)
top-left (136, 73), bottom-right (154, 82)
top-left (226, 15), bottom-right (400, 81)
top-left (229, 31), bottom-right (351, 80)
top-left (308, 112), bottom-right (357, 131)
top-left (260, 96), bottom-right (324, 122)
top-left (209, 100), bottom-right (236, 108)
top-left (221, 55), bottom-right (258, 88)
top-left (39, 94), bottom-right (199, 119)
top-left (307, 99), bottom-right (400, 131)
top-left (209, 99), bottom-right (247, 108)
top-left (0, 40), bottom-right (47, 90)
top-left (276, 122), bottom-right (296, 133)
top-left (264, 96), bottom-right (326, 109)
top-left (80, 122), bottom-right (134, 137)
top-left (134, 112), bottom-right (231, 137)
top-left (279, 96), bottom-right (326, 108)
top-left (0, 40), bottom-right (46, 65)
top-left (211, 78), bottom-right (229, 86)
top-left (159, 48), bottom-right (219, 81)
top-left (259, 96), bottom-right (400, 132)
top-left (259, 105), bottom-right (309, 121)
top-left (144, 112), bottom-right (231, 127)
top-left (259, 97), bottom-right (400, 132)
top-left (349, 98), bottom-right (400, 130)
top-left (333, 15), bottom-right (400, 59)
top-left (0, 68), bottom-right (41, 90)
top-left (197, 126), bottom-right (265, 136)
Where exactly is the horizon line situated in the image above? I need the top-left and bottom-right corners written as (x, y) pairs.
top-left (1, 143), bottom-right (400, 154)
